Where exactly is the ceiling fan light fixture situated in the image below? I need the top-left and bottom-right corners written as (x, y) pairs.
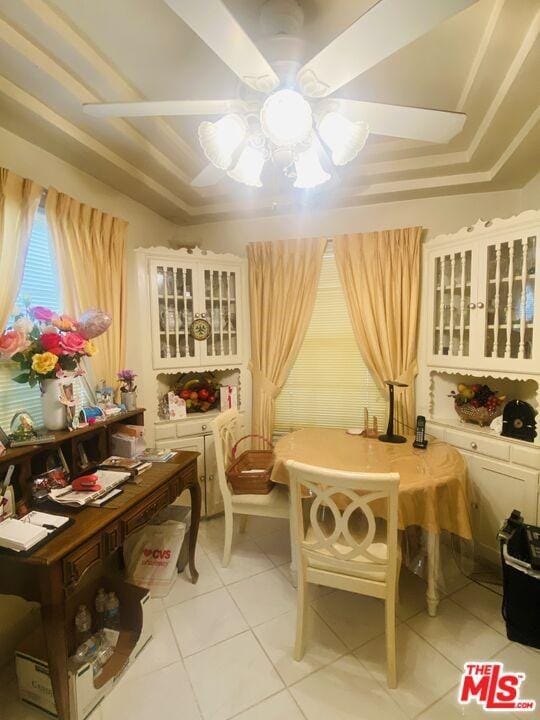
top-left (198, 113), bottom-right (247, 170)
top-left (260, 89), bottom-right (312, 148)
top-left (293, 144), bottom-right (331, 189)
top-left (317, 112), bottom-right (369, 166)
top-left (227, 144), bottom-right (266, 187)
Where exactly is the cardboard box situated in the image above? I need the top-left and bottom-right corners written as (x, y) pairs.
top-left (16, 589), bottom-right (153, 720)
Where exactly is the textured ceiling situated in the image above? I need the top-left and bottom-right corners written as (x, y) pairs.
top-left (0, 0), bottom-right (538, 224)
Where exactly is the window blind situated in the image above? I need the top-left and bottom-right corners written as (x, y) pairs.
top-left (274, 253), bottom-right (387, 433)
top-left (0, 208), bottom-right (88, 430)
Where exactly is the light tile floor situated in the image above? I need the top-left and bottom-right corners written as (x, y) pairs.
top-left (1, 514), bottom-right (539, 720)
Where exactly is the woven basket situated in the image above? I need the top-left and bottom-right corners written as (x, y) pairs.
top-left (455, 401), bottom-right (504, 427)
top-left (226, 435), bottom-right (275, 495)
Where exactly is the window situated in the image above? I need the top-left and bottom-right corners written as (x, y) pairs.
top-left (274, 253), bottom-right (386, 433)
top-left (0, 208), bottom-right (62, 428)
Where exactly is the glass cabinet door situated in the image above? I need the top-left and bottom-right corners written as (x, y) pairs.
top-left (152, 262), bottom-right (197, 366)
top-left (432, 248), bottom-right (473, 359)
top-left (201, 266), bottom-right (240, 361)
top-left (484, 234), bottom-right (536, 361)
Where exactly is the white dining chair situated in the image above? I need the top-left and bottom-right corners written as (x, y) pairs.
top-left (211, 409), bottom-right (290, 567)
top-left (286, 459), bottom-right (401, 688)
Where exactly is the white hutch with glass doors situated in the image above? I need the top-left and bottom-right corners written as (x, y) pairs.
top-left (135, 246), bottom-right (251, 517)
top-left (417, 209), bottom-right (540, 564)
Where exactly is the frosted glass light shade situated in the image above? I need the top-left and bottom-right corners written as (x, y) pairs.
top-left (293, 145), bottom-right (331, 189)
top-left (260, 89), bottom-right (313, 147)
top-left (227, 145), bottom-right (266, 187)
top-left (317, 112), bottom-right (369, 166)
top-left (198, 114), bottom-right (247, 170)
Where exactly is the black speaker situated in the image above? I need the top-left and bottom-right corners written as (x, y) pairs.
top-left (501, 400), bottom-right (537, 443)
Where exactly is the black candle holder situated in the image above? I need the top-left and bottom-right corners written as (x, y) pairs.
top-left (378, 380), bottom-right (408, 444)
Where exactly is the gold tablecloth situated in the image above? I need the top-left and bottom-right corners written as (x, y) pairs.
top-left (272, 428), bottom-right (472, 539)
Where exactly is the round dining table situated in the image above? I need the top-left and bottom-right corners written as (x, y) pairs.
top-left (271, 428), bottom-right (473, 616)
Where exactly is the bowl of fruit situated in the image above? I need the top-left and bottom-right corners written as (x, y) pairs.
top-left (449, 383), bottom-right (506, 426)
top-left (175, 373), bottom-right (220, 414)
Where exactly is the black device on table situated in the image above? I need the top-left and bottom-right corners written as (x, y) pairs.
top-left (413, 415), bottom-right (428, 449)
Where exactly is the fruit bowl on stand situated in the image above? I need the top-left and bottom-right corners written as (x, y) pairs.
top-left (174, 373), bottom-right (220, 414)
top-left (450, 383), bottom-right (506, 427)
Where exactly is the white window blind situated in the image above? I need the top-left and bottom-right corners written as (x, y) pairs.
top-left (0, 208), bottom-right (90, 430)
top-left (274, 253), bottom-right (387, 433)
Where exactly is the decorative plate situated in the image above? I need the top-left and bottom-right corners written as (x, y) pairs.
top-left (189, 317), bottom-right (211, 341)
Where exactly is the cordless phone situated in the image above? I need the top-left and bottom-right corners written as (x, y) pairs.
top-left (413, 415), bottom-right (428, 449)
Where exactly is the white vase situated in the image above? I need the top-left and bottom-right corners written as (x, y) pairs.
top-left (121, 391), bottom-right (137, 411)
top-left (40, 378), bottom-right (68, 431)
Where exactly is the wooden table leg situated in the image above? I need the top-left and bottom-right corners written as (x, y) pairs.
top-left (426, 531), bottom-right (440, 617)
top-left (39, 563), bottom-right (70, 720)
top-left (187, 477), bottom-right (201, 584)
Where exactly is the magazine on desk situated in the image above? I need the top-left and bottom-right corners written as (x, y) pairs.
top-left (49, 469), bottom-right (131, 508)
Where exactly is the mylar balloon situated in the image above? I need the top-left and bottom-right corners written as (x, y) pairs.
top-left (77, 309), bottom-right (112, 339)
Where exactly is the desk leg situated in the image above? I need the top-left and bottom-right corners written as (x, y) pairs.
top-left (426, 531), bottom-right (440, 617)
top-left (188, 478), bottom-right (201, 584)
top-left (39, 564), bottom-right (70, 720)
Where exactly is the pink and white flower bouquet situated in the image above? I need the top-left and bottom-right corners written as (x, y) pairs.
top-left (0, 304), bottom-right (110, 387)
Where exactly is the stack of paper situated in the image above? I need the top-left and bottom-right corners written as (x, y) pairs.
top-left (136, 448), bottom-right (177, 463)
top-left (0, 518), bottom-right (48, 552)
top-left (50, 469), bottom-right (131, 508)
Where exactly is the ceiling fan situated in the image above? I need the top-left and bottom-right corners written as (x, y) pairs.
top-left (83, 0), bottom-right (477, 190)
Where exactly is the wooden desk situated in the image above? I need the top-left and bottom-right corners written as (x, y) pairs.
top-left (0, 412), bottom-right (201, 720)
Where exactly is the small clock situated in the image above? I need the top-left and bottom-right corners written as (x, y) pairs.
top-left (189, 317), bottom-right (211, 341)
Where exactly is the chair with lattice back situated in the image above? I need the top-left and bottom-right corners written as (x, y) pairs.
top-left (286, 459), bottom-right (401, 688)
top-left (211, 409), bottom-right (289, 567)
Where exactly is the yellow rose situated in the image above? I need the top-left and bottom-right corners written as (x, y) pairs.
top-left (84, 340), bottom-right (98, 356)
top-left (32, 352), bottom-right (58, 375)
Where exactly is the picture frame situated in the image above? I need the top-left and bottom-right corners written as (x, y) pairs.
top-left (0, 424), bottom-right (10, 452)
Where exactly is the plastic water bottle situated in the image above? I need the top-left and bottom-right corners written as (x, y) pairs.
top-left (73, 636), bottom-right (99, 665)
top-left (95, 588), bottom-right (107, 630)
top-left (75, 605), bottom-right (92, 645)
top-left (104, 592), bottom-right (120, 630)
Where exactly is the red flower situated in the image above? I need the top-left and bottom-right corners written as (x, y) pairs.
top-left (40, 332), bottom-right (63, 355)
top-left (59, 331), bottom-right (86, 355)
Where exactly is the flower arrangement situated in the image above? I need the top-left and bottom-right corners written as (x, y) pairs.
top-left (0, 303), bottom-right (109, 387)
top-left (117, 369), bottom-right (137, 393)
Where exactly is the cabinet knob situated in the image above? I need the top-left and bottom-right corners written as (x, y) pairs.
top-left (470, 442), bottom-right (478, 450)
top-left (477, 301), bottom-right (485, 309)
top-left (195, 313), bottom-right (200, 318)
top-left (468, 302), bottom-right (476, 309)
top-left (202, 424), bottom-right (207, 430)
top-left (208, 474), bottom-right (214, 481)
top-left (471, 502), bottom-right (479, 510)
top-left (201, 312), bottom-right (206, 318)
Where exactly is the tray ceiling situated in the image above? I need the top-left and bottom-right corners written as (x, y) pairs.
top-left (0, 0), bottom-right (538, 224)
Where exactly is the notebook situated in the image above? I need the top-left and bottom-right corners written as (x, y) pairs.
top-left (0, 518), bottom-right (48, 552)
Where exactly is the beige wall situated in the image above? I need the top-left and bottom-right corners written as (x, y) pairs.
top-left (0, 128), bottom-right (184, 664)
top-left (177, 183), bottom-right (540, 255)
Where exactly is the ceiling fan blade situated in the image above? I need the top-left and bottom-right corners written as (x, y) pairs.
top-left (163, 0), bottom-right (279, 94)
top-left (83, 99), bottom-right (240, 117)
top-left (333, 99), bottom-right (466, 142)
top-left (297, 0), bottom-right (478, 98)
top-left (191, 163), bottom-right (225, 187)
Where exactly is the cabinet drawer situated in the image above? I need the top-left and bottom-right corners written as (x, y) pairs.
top-left (511, 444), bottom-right (540, 470)
top-left (176, 416), bottom-right (214, 438)
top-left (427, 423), bottom-right (445, 441)
top-left (171, 461), bottom-right (197, 499)
top-left (155, 423), bottom-right (176, 441)
top-left (103, 521), bottom-right (122, 555)
top-left (121, 487), bottom-right (170, 536)
top-left (63, 537), bottom-right (104, 587)
top-left (446, 428), bottom-right (509, 461)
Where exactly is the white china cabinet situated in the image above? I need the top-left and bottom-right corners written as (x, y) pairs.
top-left (135, 247), bottom-right (251, 517)
top-left (427, 211), bottom-right (539, 372)
top-left (418, 210), bottom-right (540, 564)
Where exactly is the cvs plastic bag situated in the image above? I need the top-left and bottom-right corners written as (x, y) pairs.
top-left (123, 520), bottom-right (186, 598)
